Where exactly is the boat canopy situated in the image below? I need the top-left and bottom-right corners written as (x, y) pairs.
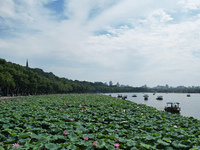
top-left (166, 102), bottom-right (179, 104)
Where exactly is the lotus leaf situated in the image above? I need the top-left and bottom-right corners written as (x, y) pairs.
top-left (0, 94), bottom-right (200, 149)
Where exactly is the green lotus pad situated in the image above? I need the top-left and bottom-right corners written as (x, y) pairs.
top-left (0, 94), bottom-right (200, 149)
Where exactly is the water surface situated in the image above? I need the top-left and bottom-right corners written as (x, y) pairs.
top-left (107, 93), bottom-right (200, 120)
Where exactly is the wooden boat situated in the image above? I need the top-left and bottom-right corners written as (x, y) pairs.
top-left (187, 94), bottom-right (191, 97)
top-left (122, 95), bottom-right (127, 100)
top-left (156, 96), bottom-right (163, 100)
top-left (143, 94), bottom-right (149, 100)
top-left (118, 94), bottom-right (122, 98)
top-left (132, 94), bottom-right (137, 97)
top-left (164, 102), bottom-right (181, 113)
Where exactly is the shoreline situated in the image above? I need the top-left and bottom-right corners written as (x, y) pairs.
top-left (0, 96), bottom-right (25, 100)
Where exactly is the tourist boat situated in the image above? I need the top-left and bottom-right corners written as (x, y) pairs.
top-left (118, 94), bottom-right (122, 98)
top-left (122, 95), bottom-right (127, 100)
top-left (164, 102), bottom-right (181, 113)
top-left (156, 96), bottom-right (163, 100)
top-left (132, 94), bottom-right (137, 97)
top-left (143, 94), bottom-right (149, 100)
top-left (187, 94), bottom-right (191, 97)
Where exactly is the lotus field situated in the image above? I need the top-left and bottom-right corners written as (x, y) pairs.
top-left (0, 94), bottom-right (200, 150)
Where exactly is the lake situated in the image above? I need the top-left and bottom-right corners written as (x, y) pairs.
top-left (106, 93), bottom-right (200, 120)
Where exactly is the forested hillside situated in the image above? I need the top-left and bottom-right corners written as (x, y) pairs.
top-left (0, 58), bottom-right (149, 96)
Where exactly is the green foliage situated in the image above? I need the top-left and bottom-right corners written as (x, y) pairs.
top-left (1, 58), bottom-right (200, 96)
top-left (0, 94), bottom-right (200, 149)
top-left (0, 58), bottom-right (151, 96)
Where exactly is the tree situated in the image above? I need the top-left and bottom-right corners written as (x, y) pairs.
top-left (116, 82), bottom-right (120, 87)
top-left (109, 81), bottom-right (113, 86)
top-left (4, 72), bottom-right (15, 96)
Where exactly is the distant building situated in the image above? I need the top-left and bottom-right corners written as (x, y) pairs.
top-left (121, 85), bottom-right (130, 87)
top-left (26, 59), bottom-right (29, 68)
top-left (177, 86), bottom-right (187, 89)
top-left (104, 82), bottom-right (108, 86)
top-left (141, 84), bottom-right (147, 88)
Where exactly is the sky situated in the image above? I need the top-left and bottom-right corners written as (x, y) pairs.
top-left (1, 0), bottom-right (200, 87)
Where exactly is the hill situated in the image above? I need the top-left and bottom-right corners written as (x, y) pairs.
top-left (0, 58), bottom-right (148, 96)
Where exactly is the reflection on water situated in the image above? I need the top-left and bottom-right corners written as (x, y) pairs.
top-left (107, 93), bottom-right (200, 120)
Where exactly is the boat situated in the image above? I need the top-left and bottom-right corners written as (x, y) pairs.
top-left (156, 96), bottom-right (163, 100)
top-left (132, 94), bottom-right (137, 97)
top-left (187, 94), bottom-right (191, 97)
top-left (143, 94), bottom-right (149, 100)
top-left (164, 102), bottom-right (181, 113)
top-left (118, 94), bottom-right (122, 98)
top-left (122, 95), bottom-right (127, 100)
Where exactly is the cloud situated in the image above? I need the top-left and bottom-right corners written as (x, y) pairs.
top-left (0, 0), bottom-right (15, 18)
top-left (178, 0), bottom-right (200, 10)
top-left (1, 0), bottom-right (200, 87)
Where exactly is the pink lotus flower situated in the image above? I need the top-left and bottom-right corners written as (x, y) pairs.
top-left (113, 113), bottom-right (115, 115)
top-left (13, 143), bottom-right (20, 147)
top-left (59, 109), bottom-right (62, 111)
top-left (113, 143), bottom-right (120, 149)
top-left (70, 119), bottom-right (74, 121)
top-left (93, 141), bottom-right (98, 146)
top-left (84, 136), bottom-right (88, 140)
top-left (174, 125), bottom-right (177, 128)
top-left (66, 108), bottom-right (69, 110)
top-left (63, 131), bottom-right (67, 135)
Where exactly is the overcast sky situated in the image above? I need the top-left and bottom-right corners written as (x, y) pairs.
top-left (1, 0), bottom-right (200, 87)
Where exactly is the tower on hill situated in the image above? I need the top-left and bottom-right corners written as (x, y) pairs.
top-left (26, 59), bottom-right (29, 68)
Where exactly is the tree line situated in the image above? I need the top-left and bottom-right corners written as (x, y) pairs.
top-left (0, 58), bottom-right (150, 96)
top-left (1, 58), bottom-right (199, 96)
